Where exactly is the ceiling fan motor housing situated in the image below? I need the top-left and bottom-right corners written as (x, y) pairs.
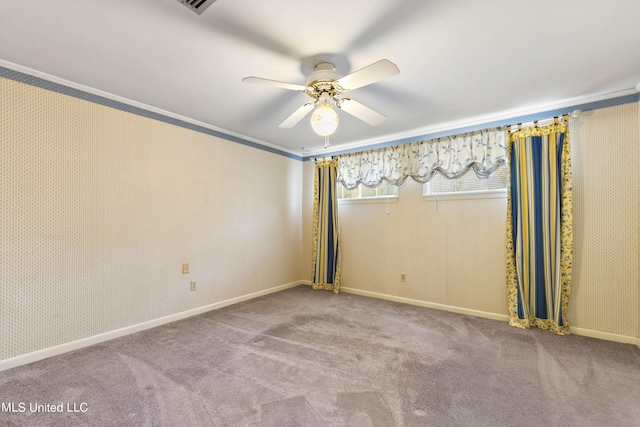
top-left (305, 63), bottom-right (343, 98)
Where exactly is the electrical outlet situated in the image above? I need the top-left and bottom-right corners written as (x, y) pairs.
top-left (182, 263), bottom-right (189, 274)
top-left (400, 273), bottom-right (407, 282)
top-left (190, 281), bottom-right (197, 291)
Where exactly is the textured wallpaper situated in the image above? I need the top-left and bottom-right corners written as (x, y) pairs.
top-left (570, 103), bottom-right (639, 337)
top-left (1, 75), bottom-right (638, 365)
top-left (336, 180), bottom-right (508, 317)
top-left (0, 77), bottom-right (303, 361)
top-left (312, 102), bottom-right (639, 339)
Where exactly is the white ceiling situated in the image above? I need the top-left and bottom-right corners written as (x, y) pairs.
top-left (2, 0), bottom-right (640, 156)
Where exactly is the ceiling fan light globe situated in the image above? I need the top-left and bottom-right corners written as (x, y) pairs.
top-left (310, 104), bottom-right (339, 136)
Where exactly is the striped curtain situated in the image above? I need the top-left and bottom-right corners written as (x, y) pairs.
top-left (506, 118), bottom-right (573, 335)
top-left (312, 158), bottom-right (341, 294)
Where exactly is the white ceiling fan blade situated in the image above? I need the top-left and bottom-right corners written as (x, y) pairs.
top-left (279, 102), bottom-right (315, 128)
top-left (242, 77), bottom-right (307, 92)
top-left (338, 98), bottom-right (386, 126)
top-left (336, 59), bottom-right (399, 91)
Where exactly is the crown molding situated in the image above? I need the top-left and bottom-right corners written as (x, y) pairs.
top-left (3, 59), bottom-right (638, 162)
top-left (304, 87), bottom-right (640, 158)
top-left (0, 59), bottom-right (302, 160)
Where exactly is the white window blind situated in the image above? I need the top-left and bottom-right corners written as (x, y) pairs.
top-left (426, 164), bottom-right (508, 194)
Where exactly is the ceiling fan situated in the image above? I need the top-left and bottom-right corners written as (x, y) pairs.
top-left (242, 59), bottom-right (400, 137)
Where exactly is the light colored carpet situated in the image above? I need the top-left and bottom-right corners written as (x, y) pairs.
top-left (1, 285), bottom-right (639, 426)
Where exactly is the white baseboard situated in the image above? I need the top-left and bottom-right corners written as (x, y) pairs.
top-left (566, 327), bottom-right (639, 345)
top-left (339, 286), bottom-right (640, 346)
top-left (5, 281), bottom-right (635, 372)
top-left (0, 280), bottom-right (303, 372)
top-left (340, 286), bottom-right (510, 322)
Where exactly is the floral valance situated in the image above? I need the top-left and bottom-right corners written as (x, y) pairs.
top-left (336, 128), bottom-right (508, 190)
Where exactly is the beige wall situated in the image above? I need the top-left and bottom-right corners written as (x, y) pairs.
top-left (570, 103), bottom-right (638, 339)
top-left (0, 77), bottom-right (303, 362)
top-left (2, 72), bottom-right (638, 366)
top-left (303, 102), bottom-right (640, 341)
top-left (303, 174), bottom-right (508, 317)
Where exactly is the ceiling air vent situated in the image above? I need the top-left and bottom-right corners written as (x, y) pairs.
top-left (177, 0), bottom-right (217, 15)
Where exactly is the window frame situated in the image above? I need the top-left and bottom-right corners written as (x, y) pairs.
top-left (422, 166), bottom-right (508, 201)
top-left (337, 181), bottom-right (399, 204)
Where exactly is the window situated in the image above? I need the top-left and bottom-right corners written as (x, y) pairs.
top-left (423, 164), bottom-right (508, 199)
top-left (338, 180), bottom-right (398, 201)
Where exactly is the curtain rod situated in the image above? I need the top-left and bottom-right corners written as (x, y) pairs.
top-left (507, 109), bottom-right (581, 131)
top-left (507, 114), bottom-right (564, 131)
top-left (311, 156), bottom-right (334, 162)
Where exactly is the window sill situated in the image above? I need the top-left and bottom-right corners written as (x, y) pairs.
top-left (339, 196), bottom-right (399, 205)
top-left (422, 189), bottom-right (507, 201)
